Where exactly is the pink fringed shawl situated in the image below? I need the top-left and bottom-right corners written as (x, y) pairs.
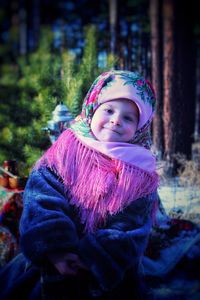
top-left (36, 129), bottom-right (159, 232)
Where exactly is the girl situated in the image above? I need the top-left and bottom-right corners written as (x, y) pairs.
top-left (0, 70), bottom-right (158, 299)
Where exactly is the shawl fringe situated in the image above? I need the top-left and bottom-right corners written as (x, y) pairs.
top-left (35, 129), bottom-right (159, 232)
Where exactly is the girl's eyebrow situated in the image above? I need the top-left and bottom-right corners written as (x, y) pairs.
top-left (102, 103), bottom-right (138, 117)
top-left (122, 108), bottom-right (138, 117)
top-left (103, 103), bottom-right (113, 107)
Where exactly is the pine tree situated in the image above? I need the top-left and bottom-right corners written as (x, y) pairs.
top-left (63, 25), bottom-right (116, 117)
top-left (0, 28), bottom-right (63, 174)
top-left (0, 25), bottom-right (117, 174)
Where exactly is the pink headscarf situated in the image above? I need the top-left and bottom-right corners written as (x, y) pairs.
top-left (70, 70), bottom-right (156, 172)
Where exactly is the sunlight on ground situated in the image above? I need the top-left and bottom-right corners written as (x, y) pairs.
top-left (158, 184), bottom-right (200, 223)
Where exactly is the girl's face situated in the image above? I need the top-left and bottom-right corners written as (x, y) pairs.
top-left (91, 99), bottom-right (139, 142)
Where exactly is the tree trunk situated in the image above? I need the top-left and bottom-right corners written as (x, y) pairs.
top-left (127, 21), bottom-right (132, 70)
top-left (194, 48), bottom-right (200, 142)
top-left (109, 0), bottom-right (118, 56)
top-left (173, 0), bottom-right (195, 157)
top-left (19, 0), bottom-right (27, 55)
top-left (32, 0), bottom-right (40, 50)
top-left (150, 0), bottom-right (164, 158)
top-left (162, 0), bottom-right (196, 173)
top-left (9, 0), bottom-right (20, 57)
top-left (162, 0), bottom-right (176, 164)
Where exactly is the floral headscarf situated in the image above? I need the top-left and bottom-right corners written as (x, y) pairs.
top-left (70, 70), bottom-right (156, 149)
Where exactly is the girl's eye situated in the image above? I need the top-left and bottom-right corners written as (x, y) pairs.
top-left (124, 116), bottom-right (133, 122)
top-left (105, 109), bottom-right (113, 114)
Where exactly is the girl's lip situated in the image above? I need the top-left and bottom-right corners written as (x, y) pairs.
top-left (103, 127), bottom-right (120, 134)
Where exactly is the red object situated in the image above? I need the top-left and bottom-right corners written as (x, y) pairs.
top-left (3, 160), bottom-right (18, 177)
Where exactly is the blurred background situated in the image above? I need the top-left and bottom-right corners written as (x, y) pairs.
top-left (0, 0), bottom-right (199, 178)
top-left (0, 4), bottom-right (200, 295)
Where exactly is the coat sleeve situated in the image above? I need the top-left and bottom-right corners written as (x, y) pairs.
top-left (78, 193), bottom-right (157, 291)
top-left (19, 167), bottom-right (79, 266)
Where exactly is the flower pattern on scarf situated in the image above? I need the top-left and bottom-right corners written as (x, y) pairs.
top-left (70, 70), bottom-right (156, 149)
top-left (118, 72), bottom-right (156, 109)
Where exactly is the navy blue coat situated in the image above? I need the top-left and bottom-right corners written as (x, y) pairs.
top-left (0, 166), bottom-right (156, 300)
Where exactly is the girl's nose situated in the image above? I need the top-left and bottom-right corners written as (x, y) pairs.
top-left (110, 115), bottom-right (121, 126)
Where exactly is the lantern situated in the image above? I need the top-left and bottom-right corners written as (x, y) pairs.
top-left (42, 102), bottom-right (73, 143)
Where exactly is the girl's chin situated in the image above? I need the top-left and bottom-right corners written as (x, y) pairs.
top-left (100, 135), bottom-right (122, 142)
top-left (94, 131), bottom-right (129, 142)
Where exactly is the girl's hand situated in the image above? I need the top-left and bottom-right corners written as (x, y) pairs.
top-left (49, 252), bottom-right (87, 275)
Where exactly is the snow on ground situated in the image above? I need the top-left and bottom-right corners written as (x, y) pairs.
top-left (158, 183), bottom-right (200, 223)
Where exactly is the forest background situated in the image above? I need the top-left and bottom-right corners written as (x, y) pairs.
top-left (0, 0), bottom-right (200, 183)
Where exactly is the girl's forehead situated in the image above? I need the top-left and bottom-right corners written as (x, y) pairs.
top-left (103, 98), bottom-right (136, 105)
top-left (100, 98), bottom-right (139, 113)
